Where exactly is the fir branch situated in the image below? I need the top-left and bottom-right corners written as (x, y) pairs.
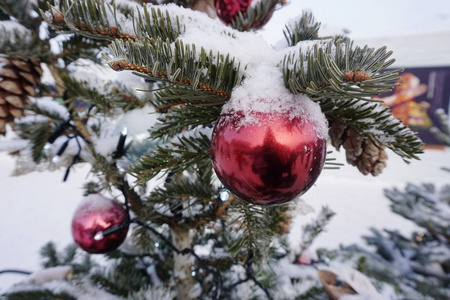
top-left (282, 38), bottom-right (400, 101)
top-left (14, 118), bottom-right (56, 163)
top-left (229, 0), bottom-right (279, 32)
top-left (385, 183), bottom-right (450, 241)
top-left (43, 0), bottom-right (184, 43)
top-left (30, 120), bottom-right (52, 163)
top-left (61, 73), bottom-right (145, 113)
top-left (298, 206), bottom-right (335, 256)
top-left (0, 0), bottom-right (38, 27)
top-left (229, 202), bottom-right (285, 259)
top-left (131, 129), bottom-right (211, 183)
top-left (152, 105), bottom-right (221, 138)
top-left (42, 0), bottom-right (137, 41)
top-left (147, 87), bottom-right (224, 138)
top-left (150, 84), bottom-right (226, 111)
top-left (283, 11), bottom-right (321, 46)
top-left (90, 255), bottom-right (152, 297)
top-left (430, 108), bottom-right (450, 146)
top-left (134, 3), bottom-right (183, 43)
top-left (25, 102), bottom-right (66, 121)
top-left (149, 168), bottom-right (217, 205)
top-left (127, 286), bottom-right (176, 300)
top-left (323, 99), bottom-right (423, 162)
top-left (59, 34), bottom-right (110, 63)
top-left (107, 38), bottom-right (243, 99)
top-left (40, 242), bottom-right (60, 268)
top-left (0, 21), bottom-right (42, 57)
top-left (138, 166), bottom-right (223, 228)
top-left (40, 242), bottom-right (96, 274)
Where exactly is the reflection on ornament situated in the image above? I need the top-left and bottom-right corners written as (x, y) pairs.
top-left (211, 112), bottom-right (326, 205)
top-left (219, 188), bottom-right (230, 202)
top-left (71, 194), bottom-right (129, 253)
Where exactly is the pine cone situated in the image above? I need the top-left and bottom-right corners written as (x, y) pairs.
top-left (328, 118), bottom-right (387, 176)
top-left (276, 211), bottom-right (292, 235)
top-left (0, 57), bottom-right (42, 135)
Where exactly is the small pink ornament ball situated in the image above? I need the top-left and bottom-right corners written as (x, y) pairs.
top-left (211, 111), bottom-right (327, 205)
top-left (71, 194), bottom-right (129, 253)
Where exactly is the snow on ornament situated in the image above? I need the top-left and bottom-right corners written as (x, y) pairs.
top-left (214, 0), bottom-right (275, 29)
top-left (71, 194), bottom-right (129, 253)
top-left (211, 67), bottom-right (328, 205)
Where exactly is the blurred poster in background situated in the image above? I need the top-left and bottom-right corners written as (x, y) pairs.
top-left (376, 67), bottom-right (450, 145)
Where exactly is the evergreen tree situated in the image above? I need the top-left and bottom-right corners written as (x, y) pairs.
top-left (318, 181), bottom-right (450, 300)
top-left (0, 0), bottom-right (424, 299)
top-left (315, 112), bottom-right (450, 300)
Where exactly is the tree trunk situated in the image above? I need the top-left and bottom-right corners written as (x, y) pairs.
top-left (172, 227), bottom-right (196, 300)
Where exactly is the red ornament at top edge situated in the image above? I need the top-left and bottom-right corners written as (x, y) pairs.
top-left (215, 0), bottom-right (274, 29)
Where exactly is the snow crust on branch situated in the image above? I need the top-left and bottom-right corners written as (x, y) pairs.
top-left (221, 65), bottom-right (328, 139)
top-left (0, 20), bottom-right (33, 43)
top-left (5, 278), bottom-right (120, 300)
top-left (30, 97), bottom-right (69, 119)
top-left (152, 5), bottom-right (328, 136)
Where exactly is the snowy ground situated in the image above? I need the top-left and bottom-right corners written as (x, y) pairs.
top-left (1, 147), bottom-right (449, 292)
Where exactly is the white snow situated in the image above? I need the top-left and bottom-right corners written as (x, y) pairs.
top-left (30, 97), bottom-right (69, 119)
top-left (25, 266), bottom-right (72, 284)
top-left (74, 194), bottom-right (119, 216)
top-left (0, 21), bottom-right (32, 44)
top-left (110, 106), bottom-right (159, 137)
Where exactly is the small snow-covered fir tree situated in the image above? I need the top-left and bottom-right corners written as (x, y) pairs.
top-left (318, 181), bottom-right (450, 300)
top-left (315, 115), bottom-right (450, 300)
top-left (0, 0), bottom-right (424, 299)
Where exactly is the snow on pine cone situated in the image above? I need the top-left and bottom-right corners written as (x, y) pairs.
top-left (328, 118), bottom-right (387, 176)
top-left (0, 57), bottom-right (42, 135)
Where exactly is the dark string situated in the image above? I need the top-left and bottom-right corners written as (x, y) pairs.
top-left (230, 249), bottom-right (273, 300)
top-left (0, 269), bottom-right (32, 275)
top-left (63, 136), bottom-right (82, 182)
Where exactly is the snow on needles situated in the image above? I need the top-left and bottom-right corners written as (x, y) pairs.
top-left (153, 5), bottom-right (328, 136)
top-left (159, 4), bottom-right (278, 68)
top-left (0, 21), bottom-right (32, 43)
top-left (74, 194), bottom-right (117, 215)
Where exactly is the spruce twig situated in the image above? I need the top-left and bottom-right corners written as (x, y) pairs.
top-left (106, 38), bottom-right (243, 100)
top-left (283, 38), bottom-right (400, 101)
top-left (228, 0), bottom-right (279, 32)
top-left (283, 11), bottom-right (321, 46)
top-left (131, 130), bottom-right (212, 183)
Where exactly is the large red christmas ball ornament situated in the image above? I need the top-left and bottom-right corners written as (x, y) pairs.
top-left (211, 112), bottom-right (327, 205)
top-left (71, 194), bottom-right (129, 253)
top-left (215, 0), bottom-right (274, 29)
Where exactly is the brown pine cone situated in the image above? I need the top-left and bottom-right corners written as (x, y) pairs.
top-left (0, 57), bottom-right (42, 135)
top-left (276, 211), bottom-right (292, 235)
top-left (328, 118), bottom-right (387, 176)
